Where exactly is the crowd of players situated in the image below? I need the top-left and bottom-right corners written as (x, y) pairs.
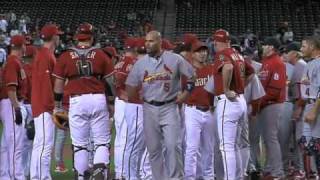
top-left (0, 18), bottom-right (320, 180)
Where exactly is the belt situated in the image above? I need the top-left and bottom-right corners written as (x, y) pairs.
top-left (306, 98), bottom-right (317, 104)
top-left (186, 104), bottom-right (210, 112)
top-left (144, 98), bottom-right (176, 106)
top-left (70, 92), bottom-right (103, 98)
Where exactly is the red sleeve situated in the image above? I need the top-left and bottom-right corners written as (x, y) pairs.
top-left (103, 52), bottom-right (114, 78)
top-left (245, 60), bottom-right (254, 77)
top-left (213, 53), bottom-right (232, 73)
top-left (53, 52), bottom-right (68, 80)
top-left (4, 60), bottom-right (19, 87)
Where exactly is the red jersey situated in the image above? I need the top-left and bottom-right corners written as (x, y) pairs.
top-left (114, 56), bottom-right (142, 103)
top-left (53, 46), bottom-right (114, 96)
top-left (22, 63), bottom-right (32, 103)
top-left (212, 48), bottom-right (254, 96)
top-left (258, 53), bottom-right (286, 108)
top-left (31, 47), bottom-right (56, 117)
top-left (185, 64), bottom-right (213, 107)
top-left (3, 55), bottom-right (27, 100)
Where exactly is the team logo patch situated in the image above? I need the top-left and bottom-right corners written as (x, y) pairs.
top-left (219, 54), bottom-right (225, 61)
top-left (273, 73), bottom-right (279, 80)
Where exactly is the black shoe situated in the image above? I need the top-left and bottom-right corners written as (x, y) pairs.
top-left (250, 171), bottom-right (261, 180)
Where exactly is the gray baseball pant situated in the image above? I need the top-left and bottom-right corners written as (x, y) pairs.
top-left (143, 102), bottom-right (184, 180)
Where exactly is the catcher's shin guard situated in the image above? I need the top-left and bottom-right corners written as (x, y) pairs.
top-left (91, 163), bottom-right (108, 180)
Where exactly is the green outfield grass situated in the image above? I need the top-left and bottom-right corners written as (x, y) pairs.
top-left (0, 122), bottom-right (116, 180)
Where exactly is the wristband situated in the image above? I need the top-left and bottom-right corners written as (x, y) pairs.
top-left (185, 81), bottom-right (195, 93)
top-left (54, 92), bottom-right (63, 102)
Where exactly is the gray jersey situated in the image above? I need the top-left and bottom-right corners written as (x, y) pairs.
top-left (285, 62), bottom-right (294, 101)
top-left (244, 74), bottom-right (265, 103)
top-left (126, 50), bottom-right (194, 102)
top-left (250, 60), bottom-right (262, 73)
top-left (301, 58), bottom-right (320, 99)
top-left (289, 59), bottom-right (307, 100)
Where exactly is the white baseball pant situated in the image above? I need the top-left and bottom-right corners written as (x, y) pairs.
top-left (30, 112), bottom-right (55, 180)
top-left (114, 97), bottom-right (128, 179)
top-left (69, 94), bottom-right (111, 179)
top-left (0, 98), bottom-right (27, 180)
top-left (216, 94), bottom-right (247, 180)
top-left (184, 105), bottom-right (215, 180)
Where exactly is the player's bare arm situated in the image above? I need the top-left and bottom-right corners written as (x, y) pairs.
top-left (7, 86), bottom-right (20, 109)
top-left (305, 99), bottom-right (320, 123)
top-left (222, 63), bottom-right (237, 100)
top-left (126, 84), bottom-right (139, 102)
top-left (53, 78), bottom-right (65, 112)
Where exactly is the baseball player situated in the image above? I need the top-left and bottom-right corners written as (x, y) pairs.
top-left (278, 52), bottom-right (295, 174)
top-left (256, 37), bottom-right (286, 179)
top-left (113, 37), bottom-right (137, 180)
top-left (283, 42), bottom-right (307, 178)
top-left (30, 24), bottom-right (63, 180)
top-left (122, 37), bottom-right (152, 180)
top-left (52, 23), bottom-right (114, 179)
top-left (211, 29), bottom-right (254, 180)
top-left (0, 58), bottom-right (9, 179)
top-left (183, 40), bottom-right (215, 180)
top-left (126, 31), bottom-right (195, 180)
top-left (299, 36), bottom-right (320, 178)
top-left (21, 44), bottom-right (37, 178)
top-left (0, 35), bottom-right (28, 180)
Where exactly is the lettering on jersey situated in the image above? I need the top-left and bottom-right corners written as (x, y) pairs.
top-left (70, 52), bottom-right (79, 59)
top-left (230, 53), bottom-right (244, 62)
top-left (143, 71), bottom-right (171, 83)
top-left (114, 61), bottom-right (125, 70)
top-left (195, 76), bottom-right (209, 87)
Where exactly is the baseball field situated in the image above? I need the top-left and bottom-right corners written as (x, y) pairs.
top-left (0, 123), bottom-right (116, 180)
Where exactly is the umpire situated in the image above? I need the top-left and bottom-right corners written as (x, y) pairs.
top-left (126, 31), bottom-right (195, 180)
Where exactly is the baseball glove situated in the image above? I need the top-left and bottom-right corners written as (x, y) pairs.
top-left (25, 120), bottom-right (35, 140)
top-left (52, 111), bottom-right (69, 130)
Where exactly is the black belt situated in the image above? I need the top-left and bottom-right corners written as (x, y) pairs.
top-left (306, 98), bottom-right (317, 104)
top-left (144, 98), bottom-right (176, 106)
top-left (187, 104), bottom-right (210, 112)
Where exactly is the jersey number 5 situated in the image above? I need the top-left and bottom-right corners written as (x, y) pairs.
top-left (164, 82), bottom-right (170, 92)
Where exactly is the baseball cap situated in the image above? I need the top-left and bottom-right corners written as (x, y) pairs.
top-left (262, 37), bottom-right (281, 50)
top-left (124, 37), bottom-right (137, 49)
top-left (162, 39), bottom-right (175, 50)
top-left (74, 23), bottom-right (94, 41)
top-left (285, 41), bottom-right (301, 52)
top-left (192, 41), bottom-right (208, 52)
top-left (40, 24), bottom-right (63, 39)
top-left (135, 38), bottom-right (146, 50)
top-left (24, 45), bottom-right (37, 57)
top-left (10, 35), bottom-right (26, 47)
top-left (182, 33), bottom-right (198, 45)
top-left (213, 29), bottom-right (230, 43)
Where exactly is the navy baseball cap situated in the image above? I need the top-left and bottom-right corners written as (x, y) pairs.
top-left (285, 42), bottom-right (301, 52)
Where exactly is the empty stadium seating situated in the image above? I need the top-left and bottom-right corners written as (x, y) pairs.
top-left (0, 0), bottom-right (158, 39)
top-left (175, 0), bottom-right (320, 40)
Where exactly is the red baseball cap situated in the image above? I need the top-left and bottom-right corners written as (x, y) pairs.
top-left (182, 33), bottom-right (198, 45)
top-left (192, 41), bottom-right (208, 52)
top-left (124, 37), bottom-right (137, 49)
top-left (213, 29), bottom-right (230, 43)
top-left (162, 39), bottom-right (175, 50)
top-left (24, 45), bottom-right (37, 57)
top-left (135, 38), bottom-right (146, 50)
top-left (10, 35), bottom-right (26, 47)
top-left (40, 24), bottom-right (63, 39)
top-left (74, 23), bottom-right (94, 41)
